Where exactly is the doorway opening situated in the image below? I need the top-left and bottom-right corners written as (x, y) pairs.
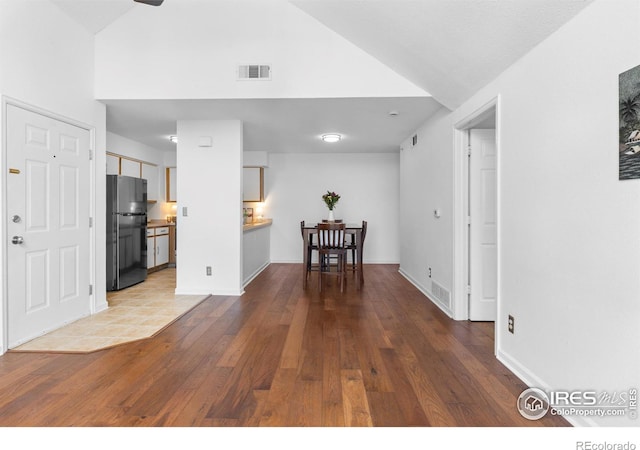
top-left (453, 98), bottom-right (500, 342)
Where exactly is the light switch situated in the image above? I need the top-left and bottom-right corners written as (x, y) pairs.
top-left (182, 207), bottom-right (188, 217)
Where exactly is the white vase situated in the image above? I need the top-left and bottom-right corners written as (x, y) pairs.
top-left (328, 210), bottom-right (335, 222)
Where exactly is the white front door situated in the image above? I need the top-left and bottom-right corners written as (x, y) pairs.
top-left (6, 104), bottom-right (91, 347)
top-left (469, 129), bottom-right (497, 321)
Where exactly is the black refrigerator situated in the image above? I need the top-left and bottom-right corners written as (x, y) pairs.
top-left (106, 175), bottom-right (147, 291)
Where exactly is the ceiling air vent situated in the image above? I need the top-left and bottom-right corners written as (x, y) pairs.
top-left (237, 64), bottom-right (271, 80)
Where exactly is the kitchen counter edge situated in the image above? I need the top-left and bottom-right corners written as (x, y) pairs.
top-left (243, 219), bottom-right (273, 232)
top-left (147, 220), bottom-right (176, 228)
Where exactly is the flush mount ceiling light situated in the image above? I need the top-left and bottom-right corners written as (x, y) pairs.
top-left (134, 0), bottom-right (164, 6)
top-left (169, 135), bottom-right (178, 143)
top-left (321, 134), bottom-right (341, 143)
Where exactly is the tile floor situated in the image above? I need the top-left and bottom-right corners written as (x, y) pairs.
top-left (11, 269), bottom-right (208, 353)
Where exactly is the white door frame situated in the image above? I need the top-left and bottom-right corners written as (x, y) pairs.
top-left (452, 96), bottom-right (501, 349)
top-left (1, 96), bottom-right (97, 355)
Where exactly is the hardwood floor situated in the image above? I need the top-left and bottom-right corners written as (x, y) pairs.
top-left (0, 264), bottom-right (569, 427)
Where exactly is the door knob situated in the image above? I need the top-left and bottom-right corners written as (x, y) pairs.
top-left (11, 236), bottom-right (24, 245)
top-left (12, 215), bottom-right (21, 223)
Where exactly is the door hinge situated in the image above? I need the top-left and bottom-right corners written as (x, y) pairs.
top-left (467, 285), bottom-right (471, 295)
top-left (466, 215), bottom-right (471, 225)
top-left (89, 284), bottom-right (93, 295)
top-left (89, 217), bottom-right (93, 228)
top-left (467, 146), bottom-right (472, 157)
top-left (89, 150), bottom-right (93, 161)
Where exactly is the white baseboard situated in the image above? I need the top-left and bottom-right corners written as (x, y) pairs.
top-left (496, 349), bottom-right (595, 427)
top-left (398, 267), bottom-right (453, 318)
top-left (243, 261), bottom-right (270, 288)
top-left (396, 270), bottom-right (596, 427)
top-left (175, 288), bottom-right (244, 296)
top-left (94, 301), bottom-right (109, 314)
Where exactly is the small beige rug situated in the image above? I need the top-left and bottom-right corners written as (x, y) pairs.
top-left (11, 269), bottom-right (208, 353)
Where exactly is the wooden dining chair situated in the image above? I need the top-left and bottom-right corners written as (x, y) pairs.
top-left (317, 222), bottom-right (347, 292)
top-left (345, 220), bottom-right (367, 281)
top-left (300, 220), bottom-right (319, 280)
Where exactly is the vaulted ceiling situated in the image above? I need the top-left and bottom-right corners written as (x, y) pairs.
top-left (292, 0), bottom-right (593, 110)
top-left (49, 0), bottom-right (594, 153)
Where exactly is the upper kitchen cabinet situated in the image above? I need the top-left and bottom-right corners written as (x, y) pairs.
top-left (243, 167), bottom-right (264, 202)
top-left (243, 152), bottom-right (268, 202)
top-left (166, 167), bottom-right (177, 202)
top-left (106, 153), bottom-right (120, 175)
top-left (120, 158), bottom-right (141, 178)
top-left (141, 163), bottom-right (159, 202)
top-left (106, 152), bottom-right (159, 202)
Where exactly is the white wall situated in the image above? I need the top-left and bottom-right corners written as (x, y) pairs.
top-left (398, 107), bottom-right (454, 315)
top-left (176, 120), bottom-right (243, 296)
top-left (243, 151), bottom-right (269, 167)
top-left (94, 0), bottom-right (425, 100)
top-left (107, 131), bottom-right (167, 166)
top-left (0, 0), bottom-right (107, 354)
top-left (400, 0), bottom-right (640, 426)
top-left (106, 132), bottom-right (175, 220)
top-left (268, 152), bottom-right (400, 264)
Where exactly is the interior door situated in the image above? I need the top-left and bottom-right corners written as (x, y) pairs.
top-left (469, 129), bottom-right (497, 321)
top-left (6, 104), bottom-right (91, 347)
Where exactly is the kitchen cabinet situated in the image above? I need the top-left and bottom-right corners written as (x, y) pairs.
top-left (141, 163), bottom-right (159, 202)
top-left (166, 167), bottom-right (177, 202)
top-left (106, 154), bottom-right (120, 175)
top-left (147, 236), bottom-right (155, 269)
top-left (155, 234), bottom-right (169, 266)
top-left (243, 167), bottom-right (264, 202)
top-left (147, 226), bottom-right (170, 272)
top-left (106, 152), bottom-right (159, 202)
top-left (120, 158), bottom-right (141, 178)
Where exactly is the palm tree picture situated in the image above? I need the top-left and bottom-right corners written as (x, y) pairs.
top-left (619, 64), bottom-right (640, 179)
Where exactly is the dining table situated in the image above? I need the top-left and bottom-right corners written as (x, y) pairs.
top-left (301, 222), bottom-right (364, 289)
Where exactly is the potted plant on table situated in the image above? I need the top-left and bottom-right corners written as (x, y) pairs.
top-left (322, 190), bottom-right (340, 222)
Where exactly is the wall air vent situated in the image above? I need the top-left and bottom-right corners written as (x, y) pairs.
top-left (431, 280), bottom-right (451, 309)
top-left (237, 64), bottom-right (271, 80)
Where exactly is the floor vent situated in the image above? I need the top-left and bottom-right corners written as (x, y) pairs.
top-left (431, 280), bottom-right (451, 309)
top-left (237, 64), bottom-right (271, 80)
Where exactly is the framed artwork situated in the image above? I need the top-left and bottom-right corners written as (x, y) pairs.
top-left (619, 64), bottom-right (640, 179)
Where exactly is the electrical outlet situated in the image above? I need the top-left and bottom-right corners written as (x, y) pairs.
top-left (206, 266), bottom-right (212, 276)
top-left (428, 267), bottom-right (432, 278)
top-left (508, 315), bottom-right (515, 334)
